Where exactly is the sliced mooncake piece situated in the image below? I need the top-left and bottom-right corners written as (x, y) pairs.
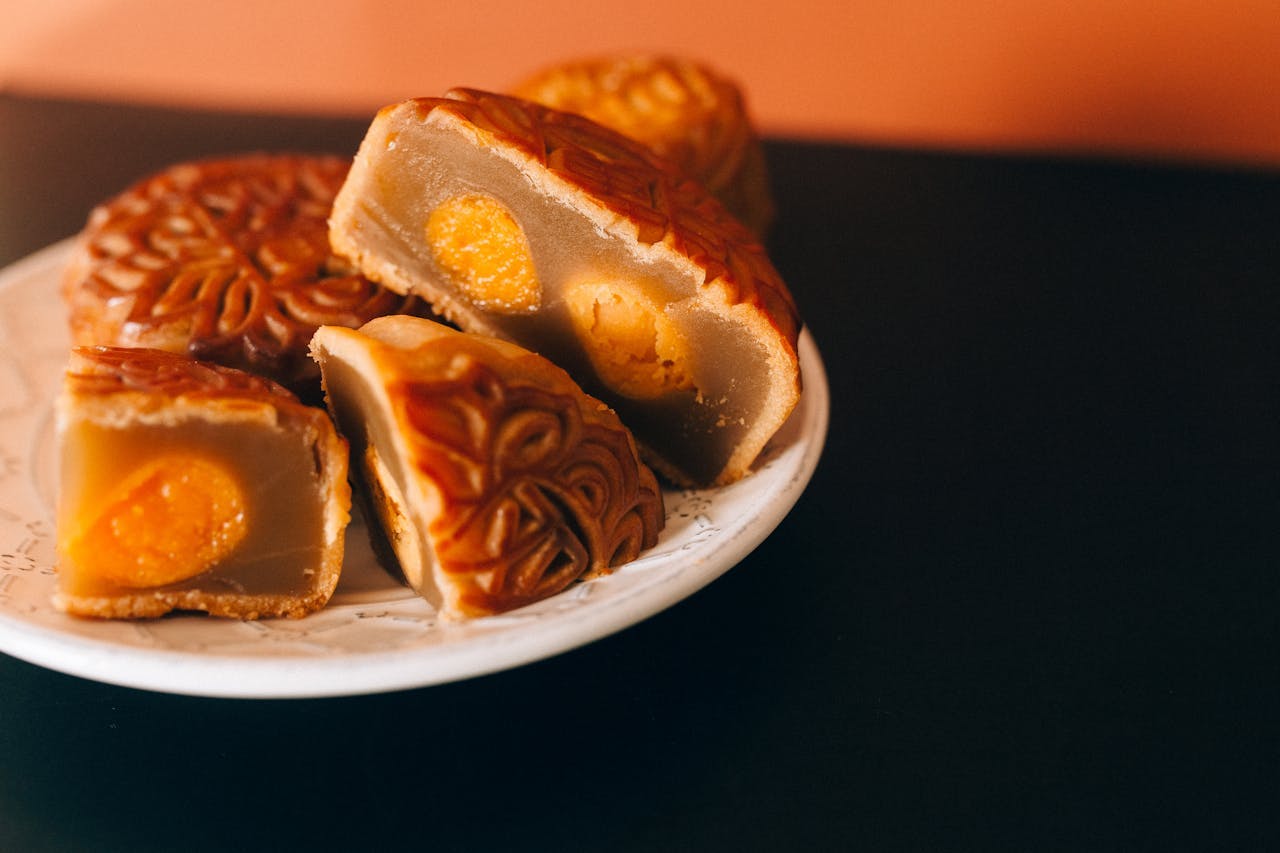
top-left (61, 154), bottom-right (434, 398)
top-left (329, 89), bottom-right (802, 486)
top-left (512, 53), bottom-right (775, 235)
top-left (55, 346), bottom-right (351, 619)
top-left (310, 315), bottom-right (664, 620)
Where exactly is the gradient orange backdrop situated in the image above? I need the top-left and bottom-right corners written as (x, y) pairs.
top-left (3, 0), bottom-right (1279, 166)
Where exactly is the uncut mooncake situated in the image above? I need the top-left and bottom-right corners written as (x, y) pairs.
top-left (62, 154), bottom-right (431, 398)
top-left (329, 89), bottom-right (802, 486)
top-left (512, 54), bottom-right (775, 235)
top-left (311, 315), bottom-right (664, 620)
top-left (55, 346), bottom-right (350, 619)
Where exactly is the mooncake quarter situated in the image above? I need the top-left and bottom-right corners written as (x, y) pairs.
top-left (512, 54), bottom-right (775, 235)
top-left (62, 154), bottom-right (433, 398)
top-left (55, 346), bottom-right (351, 619)
top-left (310, 315), bottom-right (664, 620)
top-left (329, 89), bottom-right (802, 486)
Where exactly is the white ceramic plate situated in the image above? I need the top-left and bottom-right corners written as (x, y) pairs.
top-left (0, 240), bottom-right (828, 698)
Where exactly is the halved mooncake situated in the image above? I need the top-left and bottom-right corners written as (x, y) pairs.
top-left (54, 346), bottom-right (351, 619)
top-left (62, 154), bottom-right (433, 398)
top-left (512, 54), bottom-right (775, 235)
top-left (310, 315), bottom-right (664, 620)
top-left (329, 89), bottom-right (802, 486)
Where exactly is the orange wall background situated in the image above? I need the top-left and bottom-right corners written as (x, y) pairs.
top-left (3, 0), bottom-right (1279, 167)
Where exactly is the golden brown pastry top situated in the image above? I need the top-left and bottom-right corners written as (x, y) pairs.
top-left (65, 344), bottom-right (299, 406)
top-left (402, 89), bottom-right (801, 351)
top-left (512, 54), bottom-right (775, 234)
top-left (397, 339), bottom-right (664, 616)
top-left (62, 154), bottom-right (431, 394)
top-left (312, 316), bottom-right (665, 618)
top-left (61, 344), bottom-right (345, 442)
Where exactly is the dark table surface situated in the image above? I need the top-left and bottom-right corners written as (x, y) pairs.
top-left (1, 93), bottom-right (1277, 852)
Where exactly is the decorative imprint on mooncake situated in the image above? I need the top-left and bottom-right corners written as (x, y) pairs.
top-left (392, 354), bottom-right (663, 615)
top-left (68, 155), bottom-right (430, 390)
top-left (513, 56), bottom-right (754, 193)
top-left (65, 345), bottom-right (296, 402)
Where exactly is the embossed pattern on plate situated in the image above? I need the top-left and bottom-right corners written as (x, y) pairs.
top-left (0, 240), bottom-right (829, 698)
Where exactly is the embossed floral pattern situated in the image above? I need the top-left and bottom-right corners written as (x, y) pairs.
top-left (512, 54), bottom-right (775, 234)
top-left (64, 345), bottom-right (298, 402)
top-left (391, 349), bottom-right (664, 618)
top-left (63, 154), bottom-right (432, 393)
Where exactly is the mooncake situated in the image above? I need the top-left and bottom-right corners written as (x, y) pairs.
top-left (512, 54), bottom-right (775, 235)
top-left (54, 346), bottom-right (350, 619)
top-left (329, 89), bottom-right (802, 486)
top-left (62, 154), bottom-right (432, 398)
top-left (310, 315), bottom-right (664, 620)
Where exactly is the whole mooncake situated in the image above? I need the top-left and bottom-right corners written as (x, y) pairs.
top-left (329, 89), bottom-right (802, 486)
top-left (512, 54), bottom-right (775, 235)
top-left (62, 153), bottom-right (432, 397)
top-left (55, 346), bottom-right (351, 619)
top-left (310, 315), bottom-right (664, 620)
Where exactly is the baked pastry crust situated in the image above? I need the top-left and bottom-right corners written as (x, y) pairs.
top-left (54, 346), bottom-right (351, 619)
top-left (512, 54), bottom-right (775, 235)
top-left (62, 154), bottom-right (432, 397)
top-left (329, 89), bottom-right (802, 486)
top-left (311, 315), bottom-right (664, 620)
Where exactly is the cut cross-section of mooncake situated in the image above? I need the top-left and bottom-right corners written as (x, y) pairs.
top-left (329, 89), bottom-right (802, 486)
top-left (512, 53), bottom-right (775, 235)
top-left (310, 315), bottom-right (664, 620)
top-left (62, 154), bottom-right (435, 399)
top-left (55, 346), bottom-right (351, 619)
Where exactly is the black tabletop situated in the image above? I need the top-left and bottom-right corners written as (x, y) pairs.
top-left (1, 93), bottom-right (1277, 852)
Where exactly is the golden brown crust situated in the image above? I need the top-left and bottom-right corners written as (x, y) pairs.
top-left (52, 588), bottom-right (335, 621)
top-left (312, 316), bottom-right (664, 619)
top-left (415, 89), bottom-right (800, 352)
top-left (512, 54), bottom-right (776, 235)
top-left (54, 346), bottom-right (351, 620)
top-left (64, 344), bottom-right (299, 403)
top-left (62, 154), bottom-right (434, 396)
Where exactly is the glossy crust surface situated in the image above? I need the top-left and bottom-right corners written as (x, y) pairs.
top-left (62, 342), bottom-right (300, 406)
top-left (512, 53), bottom-right (775, 235)
top-left (330, 89), bottom-right (802, 486)
top-left (62, 154), bottom-right (432, 396)
top-left (55, 346), bottom-right (351, 619)
top-left (311, 315), bottom-right (664, 620)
